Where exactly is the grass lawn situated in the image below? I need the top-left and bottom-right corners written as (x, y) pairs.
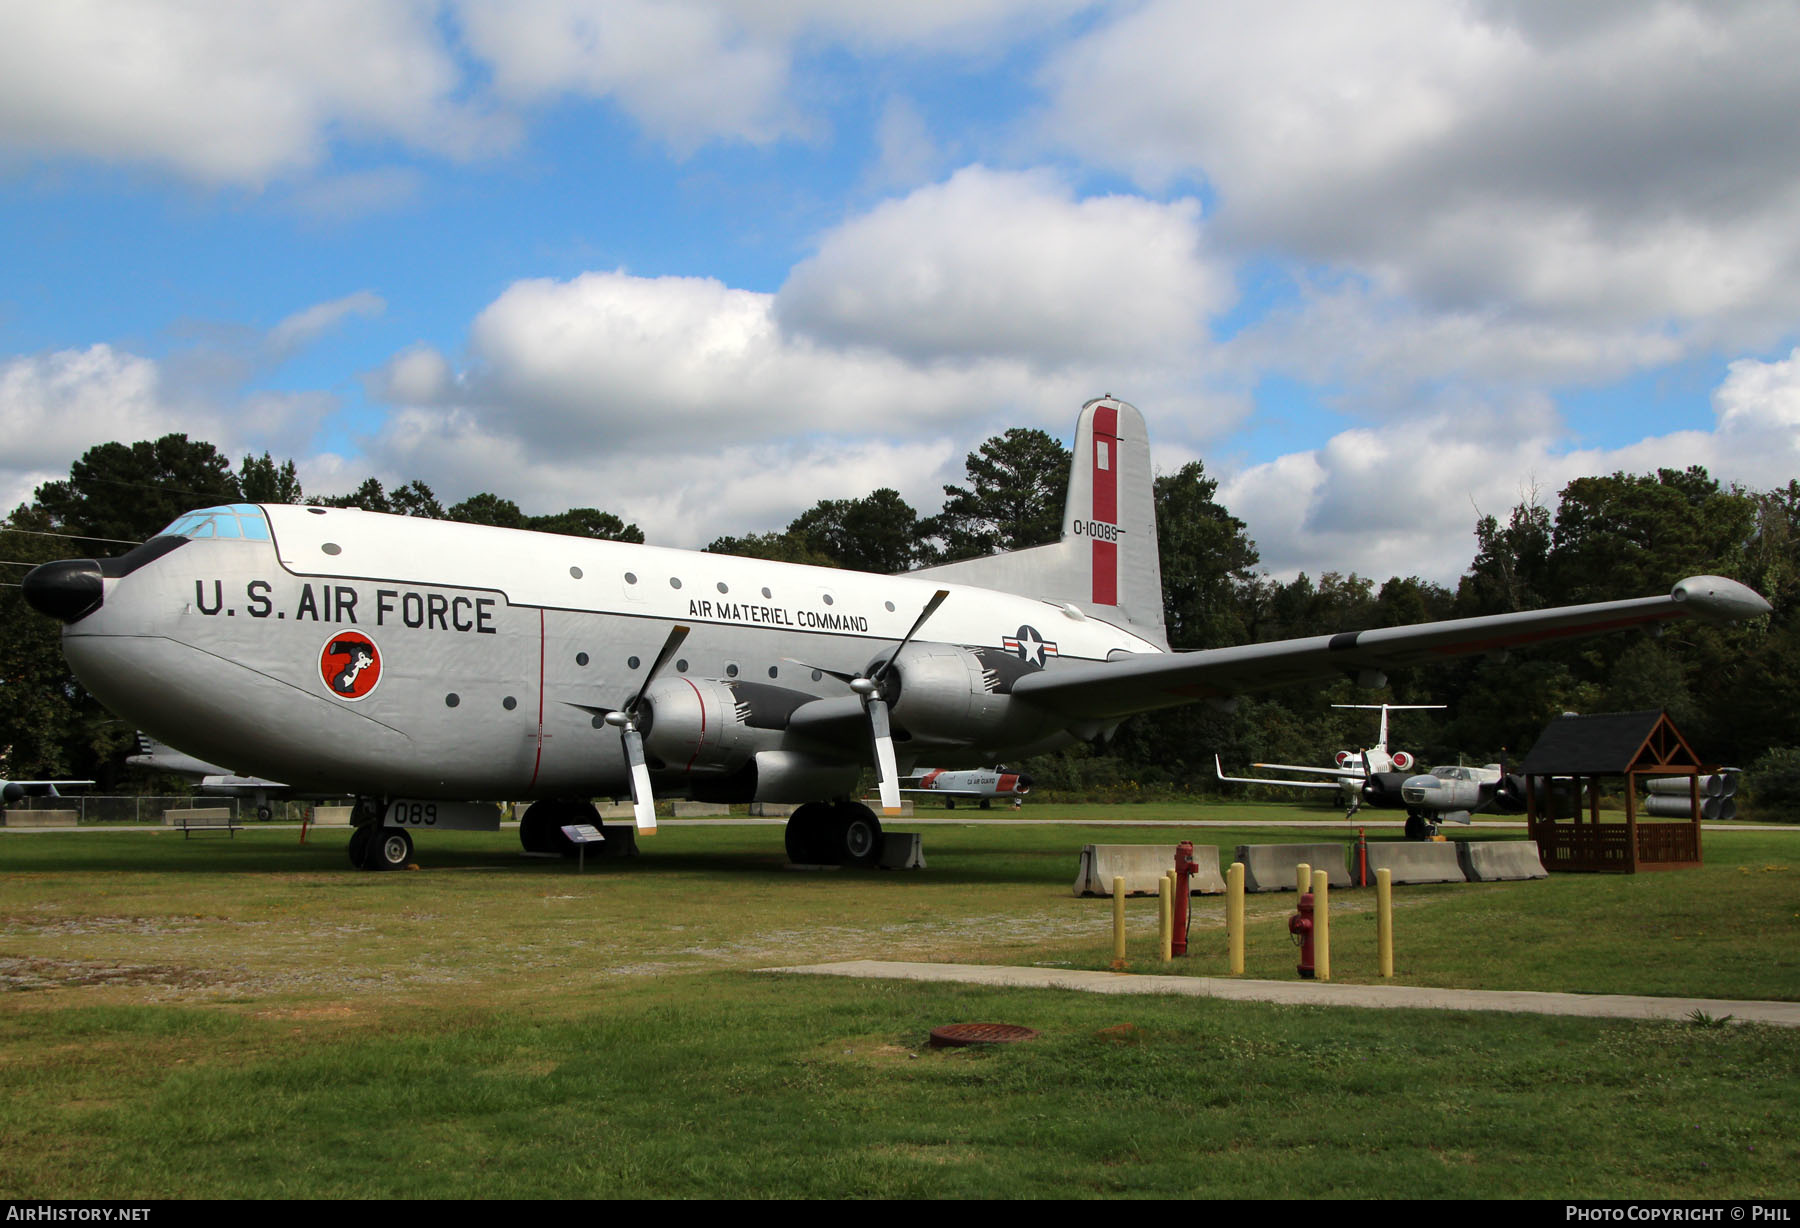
top-left (2, 805), bottom-right (1796, 1199)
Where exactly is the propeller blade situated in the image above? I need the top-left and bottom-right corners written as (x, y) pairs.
top-left (871, 589), bottom-right (949, 684)
top-left (867, 697), bottom-right (902, 815)
top-left (781, 657), bottom-right (861, 685)
top-left (627, 624), bottom-right (691, 713)
top-left (621, 725), bottom-right (657, 834)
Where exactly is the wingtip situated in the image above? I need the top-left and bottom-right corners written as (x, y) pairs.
top-left (1671, 575), bottom-right (1772, 621)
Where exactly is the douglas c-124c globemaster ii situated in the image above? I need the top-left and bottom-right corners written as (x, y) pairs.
top-left (21, 398), bottom-right (1772, 871)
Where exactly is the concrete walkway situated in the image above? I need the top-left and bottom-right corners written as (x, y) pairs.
top-left (763, 959), bottom-right (1800, 1027)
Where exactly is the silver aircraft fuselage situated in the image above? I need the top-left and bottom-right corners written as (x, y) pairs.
top-left (53, 503), bottom-right (1161, 802)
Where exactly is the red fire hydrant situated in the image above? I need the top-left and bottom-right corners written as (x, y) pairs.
top-left (1172, 841), bottom-right (1200, 956)
top-left (1289, 891), bottom-right (1317, 979)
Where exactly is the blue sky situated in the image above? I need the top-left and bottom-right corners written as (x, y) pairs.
top-left (4, 0), bottom-right (1799, 584)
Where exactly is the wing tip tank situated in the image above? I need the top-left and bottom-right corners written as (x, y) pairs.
top-left (1670, 575), bottom-right (1772, 622)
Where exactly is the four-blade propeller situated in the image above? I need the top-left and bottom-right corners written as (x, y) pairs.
top-left (789, 589), bottom-right (950, 815)
top-left (571, 623), bottom-right (691, 833)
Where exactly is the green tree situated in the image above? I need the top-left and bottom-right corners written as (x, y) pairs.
top-left (35, 435), bottom-right (241, 543)
top-left (788, 488), bottom-right (927, 573)
top-left (238, 452), bottom-right (303, 503)
top-left (0, 507), bottom-right (134, 785)
top-left (389, 480), bottom-right (445, 519)
top-left (1456, 500), bottom-right (1553, 616)
top-left (927, 428), bottom-right (1071, 560)
top-left (1153, 460), bottom-right (1259, 651)
top-left (528, 507), bottom-right (645, 543)
top-left (447, 493), bottom-right (527, 529)
top-left (317, 477), bottom-right (393, 513)
top-left (1550, 467), bottom-right (1754, 603)
top-left (706, 532), bottom-right (838, 567)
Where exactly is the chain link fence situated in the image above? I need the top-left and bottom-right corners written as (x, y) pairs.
top-left (2, 795), bottom-right (323, 825)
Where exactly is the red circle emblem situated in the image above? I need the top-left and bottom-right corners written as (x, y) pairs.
top-left (320, 631), bottom-right (382, 701)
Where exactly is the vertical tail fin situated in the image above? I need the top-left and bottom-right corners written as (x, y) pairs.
top-left (912, 397), bottom-right (1166, 648)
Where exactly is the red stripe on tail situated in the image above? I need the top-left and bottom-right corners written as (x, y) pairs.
top-left (1091, 405), bottom-right (1119, 606)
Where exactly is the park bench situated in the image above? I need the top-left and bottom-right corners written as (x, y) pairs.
top-left (166, 807), bottom-right (240, 838)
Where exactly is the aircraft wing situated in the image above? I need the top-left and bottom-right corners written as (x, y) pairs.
top-left (1013, 576), bottom-right (1768, 721)
top-left (1250, 762), bottom-right (1366, 780)
top-left (1215, 757), bottom-right (1345, 791)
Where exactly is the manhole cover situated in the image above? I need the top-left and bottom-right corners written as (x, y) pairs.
top-left (929, 1022), bottom-right (1039, 1048)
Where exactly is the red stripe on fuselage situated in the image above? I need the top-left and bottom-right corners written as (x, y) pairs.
top-left (529, 607), bottom-right (546, 790)
top-left (1092, 404), bottom-right (1119, 607)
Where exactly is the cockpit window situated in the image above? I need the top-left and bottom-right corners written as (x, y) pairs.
top-left (156, 505), bottom-right (271, 542)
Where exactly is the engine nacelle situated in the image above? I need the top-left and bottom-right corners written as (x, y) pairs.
top-left (638, 678), bottom-right (803, 774)
top-left (1390, 750), bottom-right (1414, 771)
top-left (873, 643), bottom-right (1060, 752)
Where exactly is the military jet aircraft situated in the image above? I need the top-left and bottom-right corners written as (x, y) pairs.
top-left (20, 396), bottom-right (1772, 871)
top-left (1215, 702), bottom-right (1444, 813)
top-left (0, 778), bottom-right (93, 807)
top-left (1396, 762), bottom-right (1525, 837)
top-left (127, 732), bottom-right (303, 821)
top-left (899, 765), bottom-right (1032, 808)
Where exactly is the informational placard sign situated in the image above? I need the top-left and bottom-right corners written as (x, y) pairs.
top-left (562, 823), bottom-right (605, 871)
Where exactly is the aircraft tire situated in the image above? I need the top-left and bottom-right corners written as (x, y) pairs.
top-left (347, 824), bottom-right (372, 868)
top-left (832, 803), bottom-right (883, 868)
top-left (368, 827), bottom-right (413, 871)
top-left (519, 801), bottom-right (562, 854)
top-left (1404, 813), bottom-right (1429, 841)
top-left (784, 802), bottom-right (832, 865)
top-left (256, 805), bottom-right (273, 822)
top-left (979, 799), bottom-right (991, 810)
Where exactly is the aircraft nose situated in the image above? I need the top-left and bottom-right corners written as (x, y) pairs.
top-left (21, 559), bottom-right (104, 623)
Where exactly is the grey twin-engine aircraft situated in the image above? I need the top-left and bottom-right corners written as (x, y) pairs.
top-left (20, 397), bottom-right (1772, 871)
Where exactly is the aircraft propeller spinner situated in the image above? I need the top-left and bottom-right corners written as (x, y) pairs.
top-left (789, 589), bottom-right (949, 816)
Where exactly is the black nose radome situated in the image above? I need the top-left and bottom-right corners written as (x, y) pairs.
top-left (22, 559), bottom-right (104, 623)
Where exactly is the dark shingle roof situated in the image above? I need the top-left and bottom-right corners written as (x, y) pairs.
top-left (1519, 710), bottom-right (1692, 775)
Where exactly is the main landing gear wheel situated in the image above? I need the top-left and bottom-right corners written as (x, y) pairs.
top-left (784, 801), bottom-right (833, 865)
top-left (784, 801), bottom-right (882, 867)
top-left (349, 825), bottom-right (412, 870)
top-left (366, 827), bottom-right (413, 871)
top-left (519, 798), bottom-right (601, 857)
top-left (347, 823), bottom-right (372, 868)
top-left (833, 802), bottom-right (883, 867)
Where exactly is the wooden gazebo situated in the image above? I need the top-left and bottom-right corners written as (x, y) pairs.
top-left (1520, 710), bottom-right (1711, 873)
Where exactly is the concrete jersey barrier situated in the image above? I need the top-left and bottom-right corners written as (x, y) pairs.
top-left (1075, 844), bottom-right (1175, 896)
top-left (1458, 840), bottom-right (1549, 881)
top-left (1235, 843), bottom-right (1350, 892)
top-left (1074, 843), bottom-right (1226, 896)
top-left (2, 809), bottom-right (78, 827)
top-left (1363, 840), bottom-right (1467, 885)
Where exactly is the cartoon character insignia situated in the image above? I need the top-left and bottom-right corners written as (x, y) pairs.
top-left (319, 631), bottom-right (382, 701)
top-left (1002, 625), bottom-right (1058, 667)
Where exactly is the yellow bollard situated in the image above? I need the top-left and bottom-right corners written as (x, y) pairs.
top-left (1112, 875), bottom-right (1127, 967)
top-left (1295, 861), bottom-right (1311, 897)
top-left (1227, 861), bottom-right (1245, 975)
top-left (1158, 878), bottom-right (1173, 961)
top-left (1376, 867), bottom-right (1393, 978)
top-left (1312, 868), bottom-right (1330, 981)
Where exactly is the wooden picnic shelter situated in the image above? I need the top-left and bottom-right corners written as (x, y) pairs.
top-left (1520, 710), bottom-right (1709, 873)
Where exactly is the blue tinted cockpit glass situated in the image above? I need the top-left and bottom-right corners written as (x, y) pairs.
top-left (155, 504), bottom-right (270, 542)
